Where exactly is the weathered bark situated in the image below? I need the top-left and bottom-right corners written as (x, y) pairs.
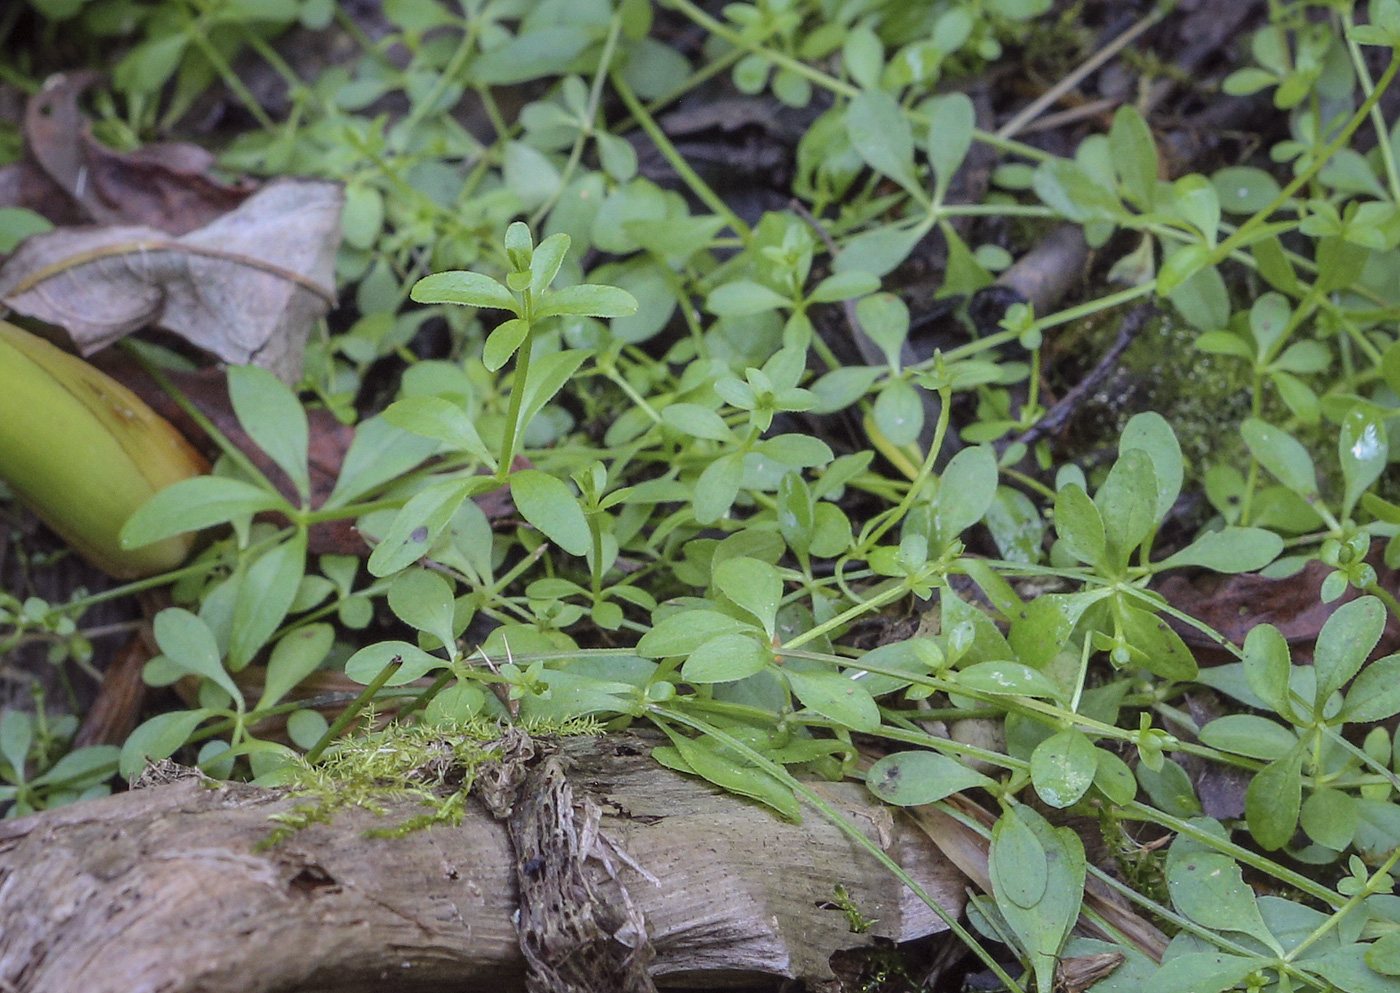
top-left (0, 734), bottom-right (965, 993)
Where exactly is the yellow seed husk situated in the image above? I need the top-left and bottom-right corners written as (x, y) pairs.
top-left (0, 320), bottom-right (208, 578)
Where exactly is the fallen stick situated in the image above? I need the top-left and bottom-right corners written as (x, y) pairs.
top-left (0, 733), bottom-right (965, 993)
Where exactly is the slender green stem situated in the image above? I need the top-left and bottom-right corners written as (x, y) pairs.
top-left (401, 17), bottom-right (479, 136)
top-left (392, 668), bottom-right (458, 725)
top-left (782, 578), bottom-right (916, 651)
top-left (862, 387), bottom-right (952, 549)
top-left (1286, 847), bottom-right (1400, 963)
top-left (530, 13), bottom-right (624, 226)
top-left (182, 19), bottom-right (276, 130)
top-left (1342, 12), bottom-right (1400, 206)
top-left (1214, 53), bottom-right (1400, 262)
top-left (496, 321), bottom-right (536, 480)
top-left (1121, 802), bottom-right (1343, 908)
top-left (303, 655), bottom-right (405, 764)
top-left (610, 70), bottom-right (753, 244)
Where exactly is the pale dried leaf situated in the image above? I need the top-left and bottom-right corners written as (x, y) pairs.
top-left (0, 179), bottom-right (342, 381)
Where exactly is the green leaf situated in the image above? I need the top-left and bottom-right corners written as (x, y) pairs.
top-left (227, 365), bottom-right (310, 501)
top-left (343, 640), bottom-right (447, 685)
top-left (388, 567), bottom-right (458, 651)
top-left (503, 140), bottom-right (562, 209)
top-left (1301, 787), bottom-right (1357, 850)
top-left (1093, 749), bottom-right (1137, 805)
top-left (661, 403), bottom-right (734, 442)
top-left (934, 445), bottom-right (997, 543)
top-left (1121, 412), bottom-right (1183, 523)
top-left (1241, 418), bottom-right (1318, 499)
top-left (382, 396), bottom-right (495, 467)
top-left (925, 92), bottom-right (975, 202)
top-left (1109, 105), bottom-right (1159, 209)
top-left (1246, 742), bottom-right (1305, 851)
top-left (1135, 758), bottom-right (1199, 815)
top-left (713, 556), bottom-right (783, 636)
top-left (341, 181), bottom-right (383, 250)
top-left (154, 608), bottom-right (241, 705)
top-left (1167, 261), bottom-right (1229, 331)
top-left (119, 709), bottom-right (214, 779)
top-left (1199, 714), bottom-right (1297, 760)
top-left (1168, 852), bottom-right (1277, 949)
top-left (528, 232), bottom-right (571, 298)
top-left (1142, 952), bottom-right (1258, 993)
top-left (786, 668), bottom-right (879, 732)
top-left (1368, 933), bottom-right (1400, 976)
top-left (511, 469), bottom-right (590, 556)
top-left (1156, 243), bottom-right (1212, 296)
top-left (122, 477), bottom-right (283, 549)
top-left (841, 26), bottom-right (883, 89)
top-left (1118, 603), bottom-right (1197, 681)
top-left (681, 632), bottom-right (772, 683)
top-left (1031, 728), bottom-right (1099, 808)
top-left (1095, 448), bottom-right (1158, 566)
top-left (1341, 406), bottom-right (1389, 516)
top-left (1214, 166), bottom-right (1282, 214)
top-left (323, 416), bottom-right (440, 508)
top-left (411, 270), bottom-right (519, 312)
top-left (535, 283), bottom-right (639, 319)
top-left (989, 805), bottom-right (1086, 993)
top-left (855, 292), bottom-right (910, 367)
top-left (990, 805), bottom-right (1048, 908)
top-left (866, 750), bottom-right (993, 806)
top-left (956, 661), bottom-right (1062, 700)
top-left (1172, 174), bottom-right (1220, 246)
top-left (833, 222), bottom-right (930, 277)
top-left (510, 354), bottom-right (585, 445)
top-left (1344, 655), bottom-right (1400, 722)
top-left (286, 709), bottom-right (330, 750)
top-left (808, 270), bottom-right (880, 303)
top-left (1054, 484), bottom-right (1106, 567)
top-left (366, 478), bottom-right (472, 577)
top-left (0, 207), bottom-right (53, 253)
top-left (1159, 527), bottom-right (1283, 573)
top-left (1249, 291), bottom-right (1291, 358)
top-left (1242, 624), bottom-right (1293, 718)
top-left (846, 88), bottom-right (919, 194)
top-left (29, 745), bottom-right (119, 788)
top-left (0, 711), bottom-right (32, 779)
top-left (637, 610), bottom-right (753, 657)
top-left (114, 32), bottom-right (189, 94)
top-left (707, 280), bottom-right (790, 317)
top-left (694, 453), bottom-right (745, 524)
top-left (1315, 595), bottom-right (1386, 706)
top-left (257, 623), bottom-right (334, 711)
top-left (852, 638), bottom-right (943, 696)
top-left (229, 530), bottom-right (306, 671)
top-left (1315, 943), bottom-right (1400, 993)
top-left (654, 729), bottom-right (800, 821)
top-left (756, 434), bottom-right (833, 468)
top-left (873, 378), bottom-right (923, 446)
top-left (483, 318), bottom-right (531, 371)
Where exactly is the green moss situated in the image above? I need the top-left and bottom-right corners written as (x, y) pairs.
top-left (259, 716), bottom-right (602, 849)
top-left (1065, 311), bottom-right (1253, 493)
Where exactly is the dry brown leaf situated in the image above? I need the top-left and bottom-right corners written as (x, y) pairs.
top-left (12, 71), bottom-right (254, 233)
top-left (0, 178), bottom-right (342, 381)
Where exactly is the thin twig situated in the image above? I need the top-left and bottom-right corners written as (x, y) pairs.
top-left (1008, 301), bottom-right (1155, 450)
top-left (996, 11), bottom-right (1162, 139)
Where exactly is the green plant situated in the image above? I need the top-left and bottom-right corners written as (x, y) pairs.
top-left (11, 0), bottom-right (1400, 990)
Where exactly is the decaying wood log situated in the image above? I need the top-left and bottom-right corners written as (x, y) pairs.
top-left (0, 734), bottom-right (966, 993)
